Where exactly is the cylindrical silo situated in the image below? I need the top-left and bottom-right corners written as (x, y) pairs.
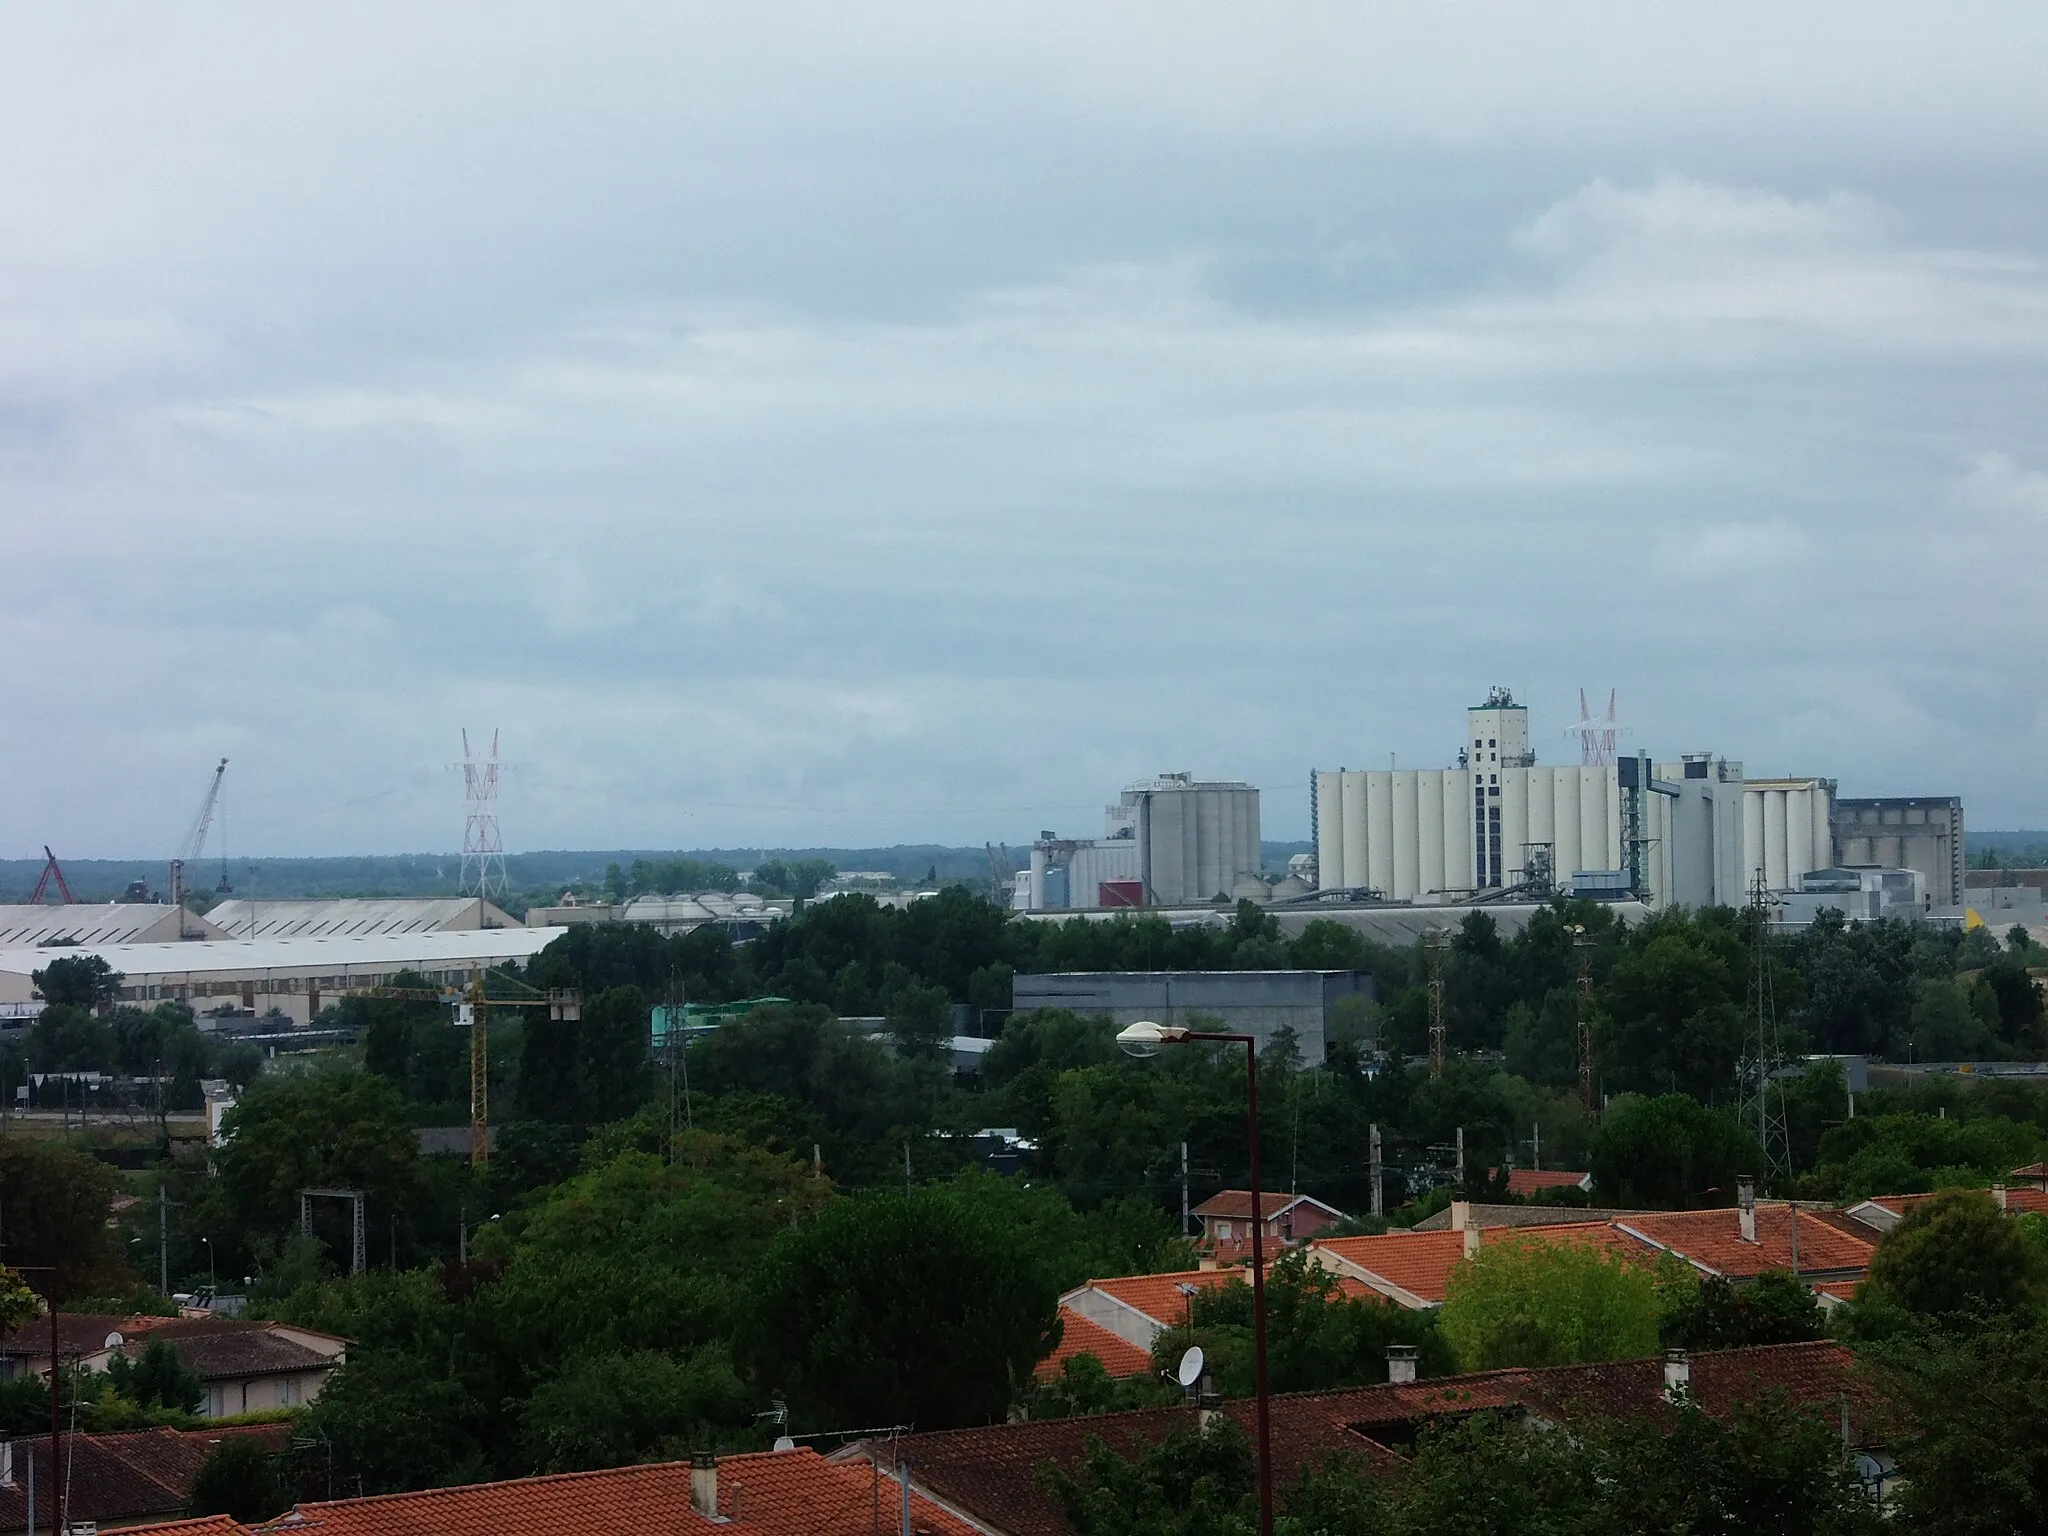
top-left (1419, 770), bottom-right (1446, 893)
top-left (1366, 773), bottom-right (1395, 895)
top-left (1743, 787), bottom-right (1766, 889)
top-left (1342, 774), bottom-right (1369, 892)
top-left (1786, 789), bottom-right (1814, 887)
top-left (1554, 769), bottom-right (1582, 880)
top-left (1764, 791), bottom-right (1789, 891)
top-left (1502, 770), bottom-right (1529, 883)
top-left (1315, 773), bottom-right (1344, 890)
top-left (1392, 771), bottom-right (1420, 899)
top-left (1444, 771), bottom-right (1472, 889)
top-left (1811, 783), bottom-right (1833, 873)
top-left (1580, 769), bottom-right (1608, 871)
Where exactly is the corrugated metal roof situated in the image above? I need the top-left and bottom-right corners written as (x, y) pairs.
top-left (0, 927), bottom-right (569, 984)
top-left (0, 903), bottom-right (230, 946)
top-left (198, 897), bottom-right (519, 939)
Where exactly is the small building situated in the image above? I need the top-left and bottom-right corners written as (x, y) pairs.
top-left (0, 1423), bottom-right (290, 1534)
top-left (1192, 1190), bottom-right (1347, 1250)
top-left (0, 1315), bottom-right (347, 1418)
top-left (1010, 969), bottom-right (1373, 1062)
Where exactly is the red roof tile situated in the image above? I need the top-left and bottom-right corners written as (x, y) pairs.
top-left (1500, 1169), bottom-right (1589, 1196)
top-left (244, 1449), bottom-right (982, 1536)
top-left (1616, 1205), bottom-right (1874, 1279)
top-left (1073, 1268), bottom-right (1242, 1330)
top-left (0, 1423), bottom-right (290, 1533)
top-left (122, 1519), bottom-right (255, 1536)
top-left (1864, 1187), bottom-right (2048, 1220)
top-left (1191, 1191), bottom-right (1345, 1221)
top-left (1038, 1312), bottom-right (1156, 1381)
top-left (1311, 1222), bottom-right (1637, 1306)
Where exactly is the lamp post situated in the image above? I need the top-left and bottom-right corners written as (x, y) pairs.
top-left (1118, 1021), bottom-right (1273, 1536)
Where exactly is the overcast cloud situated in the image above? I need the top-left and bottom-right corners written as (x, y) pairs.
top-left (6, 3), bottom-right (2048, 856)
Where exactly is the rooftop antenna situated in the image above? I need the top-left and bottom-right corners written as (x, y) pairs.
top-left (1571, 688), bottom-right (1622, 767)
top-left (459, 730), bottom-right (508, 901)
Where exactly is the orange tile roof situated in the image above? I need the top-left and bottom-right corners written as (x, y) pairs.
top-left (1500, 1169), bottom-right (1589, 1196)
top-left (237, 1449), bottom-right (982, 1536)
top-left (1191, 1190), bottom-right (1345, 1221)
top-left (1616, 1205), bottom-right (1874, 1279)
top-left (1864, 1187), bottom-right (2048, 1220)
top-left (1311, 1222), bottom-right (1637, 1306)
top-left (123, 1519), bottom-right (253, 1536)
top-left (1077, 1268), bottom-right (1243, 1329)
top-left (1037, 1311), bottom-right (1156, 1381)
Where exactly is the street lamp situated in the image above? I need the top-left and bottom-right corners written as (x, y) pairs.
top-left (200, 1237), bottom-right (215, 1288)
top-left (1117, 1020), bottom-right (1275, 1536)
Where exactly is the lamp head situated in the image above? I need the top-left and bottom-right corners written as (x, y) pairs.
top-left (1117, 1020), bottom-right (1190, 1058)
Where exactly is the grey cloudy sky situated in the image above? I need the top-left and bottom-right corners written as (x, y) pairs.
top-left (7, 3), bottom-right (2048, 857)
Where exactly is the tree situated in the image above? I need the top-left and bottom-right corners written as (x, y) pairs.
top-left (739, 1184), bottom-right (1060, 1430)
top-left (108, 1337), bottom-right (205, 1414)
top-left (214, 1063), bottom-right (420, 1233)
top-left (1597, 912), bottom-right (1749, 1098)
top-left (1043, 1417), bottom-right (1259, 1536)
top-left (1859, 1188), bottom-right (2048, 1322)
top-left (1662, 1271), bottom-right (1825, 1351)
top-left (1866, 1318), bottom-right (2048, 1534)
top-left (1437, 1233), bottom-right (1691, 1371)
top-left (1906, 978), bottom-right (1995, 1061)
top-left (187, 1436), bottom-right (291, 1523)
top-left (1151, 1250), bottom-right (1449, 1395)
top-left (295, 1350), bottom-right (483, 1495)
top-left (31, 953), bottom-right (122, 1009)
top-left (0, 1139), bottom-right (128, 1298)
top-left (1589, 1093), bottom-right (1762, 1208)
top-left (517, 984), bottom-right (650, 1125)
top-left (519, 1348), bottom-right (750, 1471)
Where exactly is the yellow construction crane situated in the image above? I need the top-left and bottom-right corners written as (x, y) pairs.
top-left (346, 970), bottom-right (580, 1163)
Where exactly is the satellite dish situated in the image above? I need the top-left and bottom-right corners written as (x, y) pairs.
top-left (772, 1436), bottom-right (796, 1453)
top-left (1175, 1345), bottom-right (1205, 1390)
top-left (104, 1332), bottom-right (124, 1349)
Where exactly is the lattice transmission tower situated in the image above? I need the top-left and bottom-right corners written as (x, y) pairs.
top-left (459, 729), bottom-right (508, 900)
top-left (1742, 868), bottom-right (1792, 1182)
top-left (1425, 930), bottom-right (1449, 1078)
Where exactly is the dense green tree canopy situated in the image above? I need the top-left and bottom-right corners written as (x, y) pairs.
top-left (1437, 1235), bottom-right (1692, 1371)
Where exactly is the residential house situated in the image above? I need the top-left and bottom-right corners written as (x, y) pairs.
top-left (119, 1446), bottom-right (983, 1536)
top-left (0, 1315), bottom-right (347, 1417)
top-left (1496, 1168), bottom-right (1592, 1197)
top-left (839, 1342), bottom-right (1881, 1536)
top-left (1309, 1219), bottom-right (1639, 1309)
top-left (0, 1423), bottom-right (288, 1535)
top-left (1191, 1191), bottom-right (1346, 1253)
top-left (1839, 1181), bottom-right (2048, 1236)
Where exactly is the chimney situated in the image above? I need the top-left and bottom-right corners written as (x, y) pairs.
top-left (690, 1451), bottom-right (718, 1519)
top-left (0, 1440), bottom-right (12, 1489)
top-left (1449, 1199), bottom-right (1470, 1232)
top-left (1737, 1178), bottom-right (1757, 1244)
top-left (1663, 1349), bottom-right (1691, 1403)
top-left (1993, 1182), bottom-right (2008, 1212)
top-left (1463, 1222), bottom-right (1481, 1260)
top-left (1386, 1345), bottom-right (1419, 1385)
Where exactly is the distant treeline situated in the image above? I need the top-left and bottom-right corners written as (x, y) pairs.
top-left (0, 841), bottom-right (1322, 910)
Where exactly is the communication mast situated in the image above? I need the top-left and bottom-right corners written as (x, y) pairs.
top-left (1425, 930), bottom-right (1449, 1077)
top-left (1570, 924), bottom-right (1596, 1111)
top-left (459, 730), bottom-right (508, 900)
top-left (1742, 868), bottom-right (1792, 1181)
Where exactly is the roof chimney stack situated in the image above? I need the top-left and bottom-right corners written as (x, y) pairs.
top-left (1450, 1199), bottom-right (1470, 1233)
top-left (1737, 1178), bottom-right (1757, 1244)
top-left (1463, 1221), bottom-right (1481, 1260)
top-left (1663, 1349), bottom-right (1691, 1403)
top-left (1386, 1345), bottom-right (1419, 1385)
top-left (690, 1450), bottom-right (718, 1519)
top-left (0, 1440), bottom-right (12, 1489)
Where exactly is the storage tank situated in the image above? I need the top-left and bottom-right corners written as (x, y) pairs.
top-left (1122, 775), bottom-right (1262, 906)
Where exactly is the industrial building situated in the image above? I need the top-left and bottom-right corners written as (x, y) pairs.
top-left (0, 926), bottom-right (568, 1025)
top-left (201, 896), bottom-right (522, 939)
top-left (0, 902), bottom-right (232, 947)
top-left (1014, 773), bottom-right (1262, 911)
top-left (1009, 969), bottom-right (1371, 1060)
top-left (1831, 796), bottom-right (1965, 909)
top-left (1311, 690), bottom-right (1959, 917)
top-left (523, 891), bottom-right (791, 937)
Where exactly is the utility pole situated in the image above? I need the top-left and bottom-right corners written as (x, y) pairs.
top-left (1425, 931), bottom-right (1448, 1078)
top-left (1454, 1126), bottom-right (1465, 1189)
top-left (1532, 1120), bottom-right (1541, 1173)
top-left (158, 1183), bottom-right (170, 1295)
top-left (903, 1142), bottom-right (912, 1197)
top-left (1368, 1124), bottom-right (1383, 1219)
top-left (1180, 1142), bottom-right (1190, 1237)
top-left (468, 974), bottom-right (490, 1166)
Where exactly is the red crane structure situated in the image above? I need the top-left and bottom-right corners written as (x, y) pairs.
top-left (28, 846), bottom-right (74, 904)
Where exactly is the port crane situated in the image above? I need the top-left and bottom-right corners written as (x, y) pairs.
top-left (169, 758), bottom-right (230, 938)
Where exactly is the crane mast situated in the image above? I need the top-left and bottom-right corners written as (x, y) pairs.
top-left (170, 758), bottom-right (229, 938)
